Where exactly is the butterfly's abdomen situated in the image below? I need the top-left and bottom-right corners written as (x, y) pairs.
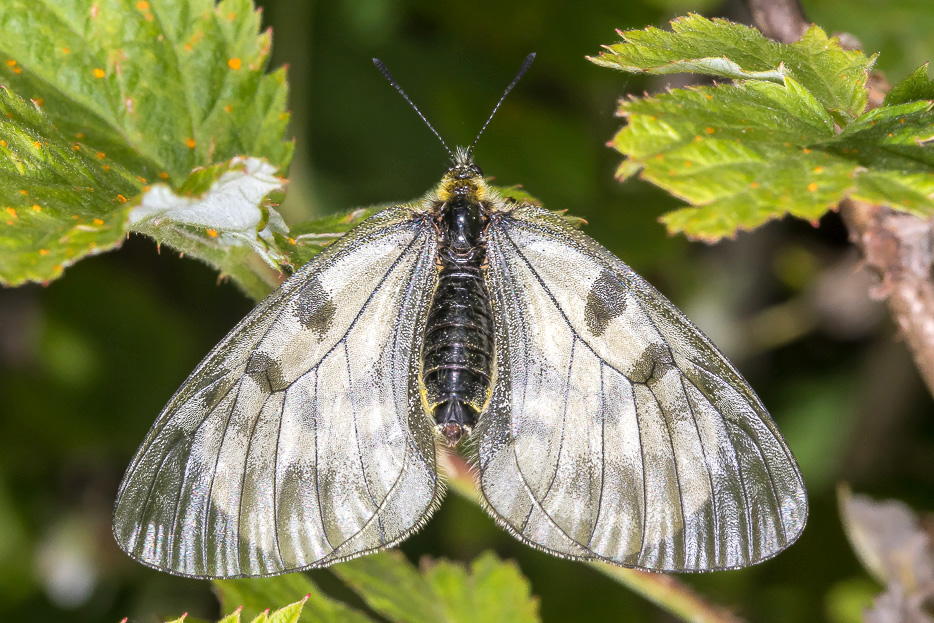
top-left (421, 196), bottom-right (493, 446)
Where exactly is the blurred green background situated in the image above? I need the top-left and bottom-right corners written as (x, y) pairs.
top-left (1, 0), bottom-right (933, 621)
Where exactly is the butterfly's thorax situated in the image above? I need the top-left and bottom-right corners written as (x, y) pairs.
top-left (421, 163), bottom-right (495, 446)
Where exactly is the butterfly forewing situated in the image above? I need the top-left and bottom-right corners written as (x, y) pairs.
top-left (113, 207), bottom-right (443, 578)
top-left (476, 204), bottom-right (807, 572)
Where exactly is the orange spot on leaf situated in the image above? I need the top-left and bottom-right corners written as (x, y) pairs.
top-left (32, 204), bottom-right (41, 211)
top-left (185, 138), bottom-right (196, 148)
top-left (39, 248), bottom-right (49, 256)
top-left (228, 58), bottom-right (242, 70)
top-left (206, 228), bottom-right (218, 238)
top-left (704, 127), bottom-right (715, 134)
top-left (116, 194), bottom-right (127, 203)
top-left (802, 148), bottom-right (811, 154)
top-left (13, 67), bottom-right (21, 74)
top-left (807, 183), bottom-right (818, 192)
top-left (93, 68), bottom-right (106, 78)
top-left (750, 182), bottom-right (760, 189)
top-left (136, 0), bottom-right (150, 8)
top-left (93, 218), bottom-right (104, 225)
top-left (6, 207), bottom-right (17, 218)
top-left (158, 172), bottom-right (170, 179)
top-left (96, 152), bottom-right (106, 159)
top-left (814, 166), bottom-right (824, 173)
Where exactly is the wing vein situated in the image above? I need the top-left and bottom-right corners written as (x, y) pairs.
top-left (522, 339), bottom-right (576, 532)
top-left (509, 440), bottom-right (585, 551)
top-left (345, 341), bottom-right (384, 540)
top-left (649, 385), bottom-right (688, 566)
top-left (679, 374), bottom-right (718, 563)
top-left (587, 363), bottom-right (607, 548)
top-left (201, 379), bottom-right (246, 573)
top-left (271, 391), bottom-right (285, 570)
top-left (499, 228), bottom-right (633, 381)
top-left (312, 369), bottom-right (334, 553)
top-left (235, 391), bottom-right (273, 574)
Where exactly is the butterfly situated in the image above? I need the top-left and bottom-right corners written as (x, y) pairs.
top-left (113, 53), bottom-right (807, 578)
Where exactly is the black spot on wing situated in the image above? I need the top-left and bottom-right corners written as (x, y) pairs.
top-left (181, 365), bottom-right (233, 409)
top-left (585, 270), bottom-right (628, 336)
top-left (245, 353), bottom-right (288, 392)
top-left (295, 277), bottom-right (336, 337)
top-left (628, 343), bottom-right (674, 384)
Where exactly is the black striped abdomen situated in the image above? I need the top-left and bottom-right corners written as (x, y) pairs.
top-left (421, 250), bottom-right (493, 446)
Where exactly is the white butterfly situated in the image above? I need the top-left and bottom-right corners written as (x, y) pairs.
top-left (113, 55), bottom-right (807, 578)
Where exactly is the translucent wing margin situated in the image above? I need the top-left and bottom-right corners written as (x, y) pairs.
top-left (477, 204), bottom-right (807, 572)
top-left (113, 207), bottom-right (442, 578)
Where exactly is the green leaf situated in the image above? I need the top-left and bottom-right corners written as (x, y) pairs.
top-left (285, 206), bottom-right (385, 267)
top-left (589, 13), bottom-right (876, 122)
top-left (128, 156), bottom-right (288, 300)
top-left (333, 551), bottom-right (540, 623)
top-left (608, 77), bottom-right (934, 241)
top-left (883, 63), bottom-right (934, 106)
top-left (0, 0), bottom-right (293, 287)
top-left (214, 573), bottom-right (372, 623)
top-left (266, 597), bottom-right (309, 623)
top-left (218, 608), bottom-right (244, 623)
top-left (0, 86), bottom-right (141, 286)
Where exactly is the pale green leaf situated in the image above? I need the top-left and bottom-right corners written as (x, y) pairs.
top-left (589, 13), bottom-right (875, 121)
top-left (424, 553), bottom-right (539, 623)
top-left (609, 77), bottom-right (934, 240)
top-left (214, 573), bottom-right (372, 623)
top-left (883, 63), bottom-right (934, 106)
top-left (285, 206), bottom-right (385, 267)
top-left (128, 156), bottom-right (287, 299)
top-left (334, 551), bottom-right (541, 623)
top-left (0, 86), bottom-right (141, 286)
top-left (218, 608), bottom-right (243, 623)
top-left (0, 0), bottom-right (293, 287)
top-left (267, 597), bottom-right (309, 623)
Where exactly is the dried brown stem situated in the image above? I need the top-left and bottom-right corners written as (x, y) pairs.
top-left (743, 0), bottom-right (934, 398)
top-left (745, 0), bottom-right (809, 43)
top-left (840, 201), bottom-right (934, 395)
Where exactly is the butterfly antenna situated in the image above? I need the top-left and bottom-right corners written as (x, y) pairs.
top-left (373, 58), bottom-right (456, 161)
top-left (467, 52), bottom-right (536, 160)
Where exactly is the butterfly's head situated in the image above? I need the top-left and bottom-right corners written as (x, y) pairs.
top-left (438, 149), bottom-right (487, 202)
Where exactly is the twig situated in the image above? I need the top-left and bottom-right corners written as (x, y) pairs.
top-left (744, 0), bottom-right (808, 44)
top-left (743, 0), bottom-right (934, 398)
top-left (440, 453), bottom-right (744, 623)
top-left (839, 201), bottom-right (934, 395)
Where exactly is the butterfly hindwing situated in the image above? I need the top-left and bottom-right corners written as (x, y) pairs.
top-left (476, 204), bottom-right (807, 572)
top-left (113, 207), bottom-right (443, 578)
